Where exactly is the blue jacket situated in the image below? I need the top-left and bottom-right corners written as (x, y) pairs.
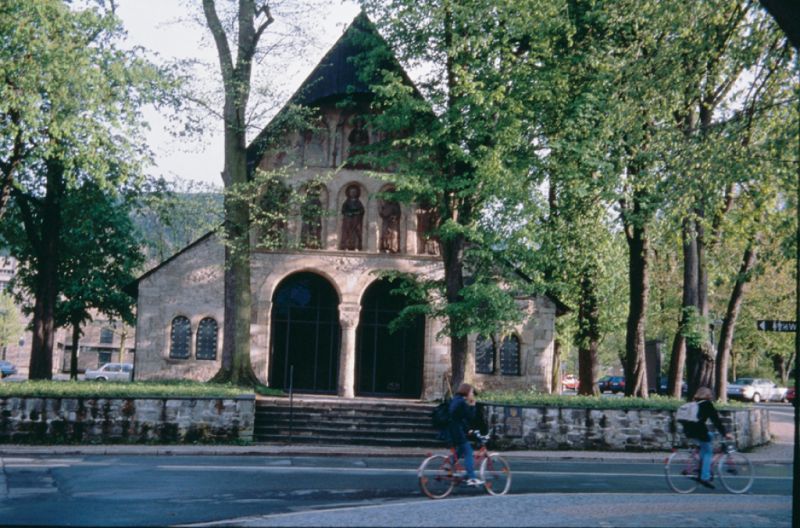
top-left (447, 394), bottom-right (476, 446)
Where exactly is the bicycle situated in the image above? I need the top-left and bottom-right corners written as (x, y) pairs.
top-left (417, 431), bottom-right (512, 499)
top-left (664, 439), bottom-right (754, 494)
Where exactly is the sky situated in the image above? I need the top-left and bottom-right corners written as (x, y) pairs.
top-left (117, 0), bottom-right (361, 187)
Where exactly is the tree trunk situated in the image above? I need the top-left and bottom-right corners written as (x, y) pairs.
top-left (668, 218), bottom-right (697, 398)
top-left (623, 197), bottom-right (649, 398)
top-left (27, 158), bottom-right (64, 380)
top-left (69, 323), bottom-right (81, 381)
top-left (202, 0), bottom-right (270, 387)
top-left (442, 232), bottom-right (468, 390)
top-left (552, 339), bottom-right (562, 394)
top-left (577, 269), bottom-right (600, 396)
top-left (715, 241), bottom-right (757, 402)
top-left (687, 216), bottom-right (715, 397)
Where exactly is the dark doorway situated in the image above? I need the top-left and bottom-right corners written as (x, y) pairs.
top-left (356, 279), bottom-right (424, 398)
top-left (270, 272), bottom-right (340, 393)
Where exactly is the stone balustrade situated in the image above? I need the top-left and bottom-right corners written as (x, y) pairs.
top-left (480, 403), bottom-right (770, 451)
top-left (0, 395), bottom-right (255, 444)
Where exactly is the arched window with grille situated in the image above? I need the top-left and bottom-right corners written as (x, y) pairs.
top-left (475, 335), bottom-right (494, 374)
top-left (169, 316), bottom-right (191, 359)
top-left (500, 335), bottom-right (521, 376)
top-left (196, 318), bottom-right (218, 360)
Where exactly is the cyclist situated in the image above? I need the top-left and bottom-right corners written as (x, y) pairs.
top-left (682, 386), bottom-right (732, 488)
top-left (448, 383), bottom-right (482, 486)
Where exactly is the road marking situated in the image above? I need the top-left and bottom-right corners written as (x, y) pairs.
top-left (157, 464), bottom-right (793, 481)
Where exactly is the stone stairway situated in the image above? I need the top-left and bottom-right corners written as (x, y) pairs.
top-left (254, 396), bottom-right (442, 447)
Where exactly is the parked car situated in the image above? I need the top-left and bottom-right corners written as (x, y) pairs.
top-left (84, 362), bottom-right (133, 382)
top-left (598, 375), bottom-right (625, 394)
top-left (658, 380), bottom-right (688, 396)
top-left (727, 378), bottom-right (787, 403)
top-left (786, 386), bottom-right (795, 406)
top-left (0, 360), bottom-right (17, 378)
top-left (562, 374), bottom-right (579, 390)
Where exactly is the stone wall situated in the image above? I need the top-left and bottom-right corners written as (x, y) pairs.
top-left (0, 395), bottom-right (255, 444)
top-left (481, 403), bottom-right (770, 451)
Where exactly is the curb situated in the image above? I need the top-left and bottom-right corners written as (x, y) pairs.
top-left (0, 444), bottom-right (791, 464)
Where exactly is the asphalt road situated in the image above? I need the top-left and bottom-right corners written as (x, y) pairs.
top-left (0, 454), bottom-right (792, 527)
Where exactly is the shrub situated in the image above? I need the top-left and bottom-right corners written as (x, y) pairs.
top-left (0, 380), bottom-right (252, 399)
top-left (478, 390), bottom-right (747, 411)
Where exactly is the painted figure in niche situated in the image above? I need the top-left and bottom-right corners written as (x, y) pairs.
top-left (300, 185), bottom-right (323, 249)
top-left (416, 202), bottom-right (439, 255)
top-left (339, 184), bottom-right (365, 250)
top-left (379, 195), bottom-right (401, 253)
top-left (347, 116), bottom-right (370, 169)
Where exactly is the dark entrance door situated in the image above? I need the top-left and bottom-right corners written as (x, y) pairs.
top-left (270, 272), bottom-right (340, 393)
top-left (356, 279), bottom-right (424, 398)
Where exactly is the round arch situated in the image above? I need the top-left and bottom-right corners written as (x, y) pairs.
top-left (356, 278), bottom-right (424, 398)
top-left (269, 271), bottom-right (341, 393)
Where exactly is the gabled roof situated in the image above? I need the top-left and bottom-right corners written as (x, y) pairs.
top-left (246, 11), bottom-right (419, 174)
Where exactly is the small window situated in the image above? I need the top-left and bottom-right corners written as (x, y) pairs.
top-left (196, 318), bottom-right (218, 360)
top-left (98, 351), bottom-right (112, 366)
top-left (475, 335), bottom-right (494, 374)
top-left (105, 364), bottom-right (121, 372)
top-left (100, 328), bottom-right (114, 344)
top-left (500, 335), bottom-right (521, 376)
top-left (169, 316), bottom-right (191, 359)
top-left (121, 364), bottom-right (133, 373)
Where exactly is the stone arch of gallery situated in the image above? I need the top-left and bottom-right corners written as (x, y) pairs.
top-left (356, 278), bottom-right (424, 398)
top-left (269, 271), bottom-right (341, 393)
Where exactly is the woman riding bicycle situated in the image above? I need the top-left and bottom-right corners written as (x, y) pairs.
top-left (448, 383), bottom-right (482, 486)
top-left (683, 386), bottom-right (732, 488)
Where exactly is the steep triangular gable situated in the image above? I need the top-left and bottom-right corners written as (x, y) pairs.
top-left (246, 11), bottom-right (420, 174)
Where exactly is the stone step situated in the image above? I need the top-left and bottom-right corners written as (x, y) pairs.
top-left (253, 398), bottom-right (442, 447)
top-left (253, 432), bottom-right (443, 447)
top-left (256, 408), bottom-right (434, 422)
top-left (255, 423), bottom-right (436, 436)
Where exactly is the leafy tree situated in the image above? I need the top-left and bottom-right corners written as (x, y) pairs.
top-left (0, 0), bottom-right (175, 379)
top-left (199, 0), bottom-right (320, 385)
top-left (0, 290), bottom-right (23, 359)
top-left (358, 0), bottom-right (566, 390)
top-left (56, 183), bottom-right (143, 380)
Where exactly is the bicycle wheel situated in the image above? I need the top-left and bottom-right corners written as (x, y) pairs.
top-left (665, 450), bottom-right (699, 493)
top-left (480, 453), bottom-right (511, 496)
top-left (717, 451), bottom-right (754, 494)
top-left (418, 455), bottom-right (456, 499)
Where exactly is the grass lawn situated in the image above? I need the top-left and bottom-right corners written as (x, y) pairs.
top-left (0, 379), bottom-right (257, 399)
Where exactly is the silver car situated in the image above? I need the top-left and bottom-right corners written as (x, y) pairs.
top-left (727, 377), bottom-right (787, 403)
top-left (84, 362), bottom-right (133, 382)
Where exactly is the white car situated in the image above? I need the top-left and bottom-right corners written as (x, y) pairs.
top-left (84, 363), bottom-right (133, 382)
top-left (727, 378), bottom-right (787, 403)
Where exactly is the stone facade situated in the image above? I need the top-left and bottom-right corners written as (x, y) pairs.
top-left (132, 14), bottom-right (557, 400)
top-left (482, 403), bottom-right (771, 451)
top-left (134, 233), bottom-right (556, 400)
top-left (0, 395), bottom-right (255, 444)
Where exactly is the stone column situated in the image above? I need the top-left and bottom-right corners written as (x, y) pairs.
top-left (337, 305), bottom-right (360, 398)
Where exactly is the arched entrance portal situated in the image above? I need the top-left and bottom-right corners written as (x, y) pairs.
top-left (270, 272), bottom-right (340, 393)
top-left (356, 279), bottom-right (424, 398)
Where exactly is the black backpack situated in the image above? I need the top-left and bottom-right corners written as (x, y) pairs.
top-left (431, 401), bottom-right (451, 430)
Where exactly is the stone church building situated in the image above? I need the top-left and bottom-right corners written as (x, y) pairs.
top-left (132, 14), bottom-right (557, 400)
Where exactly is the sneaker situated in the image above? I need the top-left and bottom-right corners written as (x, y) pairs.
top-left (466, 478), bottom-right (484, 487)
top-left (691, 477), bottom-right (715, 489)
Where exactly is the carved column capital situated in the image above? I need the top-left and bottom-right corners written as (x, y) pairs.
top-left (339, 304), bottom-right (360, 328)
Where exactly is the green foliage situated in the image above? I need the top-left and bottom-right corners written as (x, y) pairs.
top-left (479, 390), bottom-right (747, 411)
top-left (133, 178), bottom-right (223, 266)
top-left (0, 380), bottom-right (252, 399)
top-left (0, 291), bottom-right (23, 350)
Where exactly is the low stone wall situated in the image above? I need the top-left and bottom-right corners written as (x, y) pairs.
top-left (0, 395), bottom-right (255, 444)
top-left (480, 403), bottom-right (770, 451)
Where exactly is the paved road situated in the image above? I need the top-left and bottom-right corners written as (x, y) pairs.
top-left (0, 454), bottom-right (792, 526)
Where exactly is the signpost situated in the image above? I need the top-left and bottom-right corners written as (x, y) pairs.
top-left (756, 320), bottom-right (797, 332)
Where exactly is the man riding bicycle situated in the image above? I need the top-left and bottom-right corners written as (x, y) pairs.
top-left (448, 383), bottom-right (483, 486)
